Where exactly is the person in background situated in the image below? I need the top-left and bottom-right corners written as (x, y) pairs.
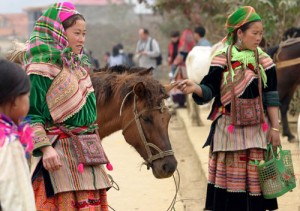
top-left (168, 30), bottom-right (180, 77)
top-left (194, 26), bottom-right (211, 47)
top-left (170, 28), bottom-right (195, 107)
top-left (177, 6), bottom-right (280, 211)
top-left (23, 2), bottom-right (111, 210)
top-left (127, 52), bottom-right (135, 67)
top-left (89, 50), bottom-right (100, 70)
top-left (108, 45), bottom-right (125, 67)
top-left (0, 59), bottom-right (35, 211)
top-left (103, 52), bottom-right (110, 67)
top-left (116, 43), bottom-right (130, 66)
top-left (134, 28), bottom-right (161, 79)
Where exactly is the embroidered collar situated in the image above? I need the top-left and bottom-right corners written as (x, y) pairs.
top-left (0, 114), bottom-right (33, 156)
top-left (215, 45), bottom-right (268, 87)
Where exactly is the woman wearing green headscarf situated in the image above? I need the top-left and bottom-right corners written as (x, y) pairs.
top-left (178, 6), bottom-right (280, 211)
top-left (24, 2), bottom-right (111, 210)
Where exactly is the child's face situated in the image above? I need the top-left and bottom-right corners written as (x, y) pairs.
top-left (10, 93), bottom-right (30, 124)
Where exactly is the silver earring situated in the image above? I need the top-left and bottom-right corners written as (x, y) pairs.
top-left (238, 38), bottom-right (242, 45)
top-left (236, 38), bottom-right (243, 49)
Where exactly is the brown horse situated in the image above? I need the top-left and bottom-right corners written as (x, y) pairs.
top-left (91, 66), bottom-right (178, 178)
top-left (268, 37), bottom-right (300, 141)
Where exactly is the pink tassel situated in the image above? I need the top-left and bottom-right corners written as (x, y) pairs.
top-left (262, 122), bottom-right (268, 132)
top-left (228, 124), bottom-right (234, 133)
top-left (78, 163), bottom-right (84, 173)
top-left (20, 125), bottom-right (34, 152)
top-left (106, 162), bottom-right (113, 171)
top-left (0, 128), bottom-right (5, 147)
top-left (26, 140), bottom-right (34, 152)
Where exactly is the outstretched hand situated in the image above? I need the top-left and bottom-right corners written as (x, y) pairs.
top-left (177, 79), bottom-right (198, 95)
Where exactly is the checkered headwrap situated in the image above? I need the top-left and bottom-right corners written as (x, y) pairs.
top-left (24, 2), bottom-right (90, 68)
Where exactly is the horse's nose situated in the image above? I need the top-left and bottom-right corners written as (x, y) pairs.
top-left (162, 162), bottom-right (177, 174)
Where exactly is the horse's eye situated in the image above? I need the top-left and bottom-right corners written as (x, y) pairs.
top-left (141, 115), bottom-right (152, 123)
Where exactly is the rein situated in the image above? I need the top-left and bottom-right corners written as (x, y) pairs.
top-left (119, 90), bottom-right (174, 169)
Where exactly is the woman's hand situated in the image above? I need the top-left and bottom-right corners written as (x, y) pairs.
top-left (177, 79), bottom-right (200, 95)
top-left (41, 146), bottom-right (62, 172)
top-left (267, 129), bottom-right (281, 147)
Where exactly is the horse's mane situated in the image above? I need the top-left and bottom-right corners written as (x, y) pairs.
top-left (283, 27), bottom-right (300, 41)
top-left (267, 27), bottom-right (300, 59)
top-left (94, 65), bottom-right (154, 75)
top-left (91, 66), bottom-right (167, 108)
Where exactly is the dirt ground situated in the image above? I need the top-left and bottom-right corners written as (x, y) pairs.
top-left (168, 114), bottom-right (207, 210)
top-left (102, 112), bottom-right (206, 211)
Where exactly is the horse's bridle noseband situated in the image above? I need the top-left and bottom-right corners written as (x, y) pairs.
top-left (120, 91), bottom-right (174, 169)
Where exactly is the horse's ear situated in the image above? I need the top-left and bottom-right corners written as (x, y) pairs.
top-left (133, 82), bottom-right (146, 98)
top-left (163, 81), bottom-right (179, 93)
top-left (138, 67), bottom-right (153, 76)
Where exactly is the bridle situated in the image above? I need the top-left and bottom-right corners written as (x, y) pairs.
top-left (119, 90), bottom-right (174, 169)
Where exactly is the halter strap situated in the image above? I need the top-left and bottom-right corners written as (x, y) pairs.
top-left (120, 91), bottom-right (174, 169)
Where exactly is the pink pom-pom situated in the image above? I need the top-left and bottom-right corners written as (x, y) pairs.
top-left (106, 162), bottom-right (113, 171)
top-left (19, 124), bottom-right (34, 152)
top-left (0, 129), bottom-right (5, 147)
top-left (228, 124), bottom-right (234, 133)
top-left (262, 122), bottom-right (269, 132)
top-left (78, 163), bottom-right (84, 173)
top-left (26, 139), bottom-right (34, 152)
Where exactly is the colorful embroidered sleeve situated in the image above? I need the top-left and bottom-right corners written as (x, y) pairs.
top-left (28, 74), bottom-right (53, 156)
top-left (192, 66), bottom-right (224, 105)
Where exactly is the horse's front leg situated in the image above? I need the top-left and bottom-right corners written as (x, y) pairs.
top-left (280, 96), bottom-right (295, 141)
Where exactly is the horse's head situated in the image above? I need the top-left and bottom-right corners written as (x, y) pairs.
top-left (92, 66), bottom-right (177, 178)
top-left (118, 72), bottom-right (177, 178)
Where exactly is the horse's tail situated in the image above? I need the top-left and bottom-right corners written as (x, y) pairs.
top-left (5, 40), bottom-right (28, 65)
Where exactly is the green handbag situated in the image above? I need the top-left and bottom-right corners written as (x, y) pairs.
top-left (257, 144), bottom-right (296, 199)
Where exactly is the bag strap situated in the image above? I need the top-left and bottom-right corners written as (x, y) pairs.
top-left (59, 125), bottom-right (83, 146)
top-left (226, 45), bottom-right (265, 124)
top-left (149, 38), bottom-right (153, 51)
top-left (255, 49), bottom-right (265, 123)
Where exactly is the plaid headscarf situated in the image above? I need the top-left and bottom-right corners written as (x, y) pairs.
top-left (23, 2), bottom-right (90, 69)
top-left (224, 6), bottom-right (261, 44)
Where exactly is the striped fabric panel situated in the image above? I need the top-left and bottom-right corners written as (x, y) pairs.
top-left (213, 115), bottom-right (267, 152)
top-left (259, 55), bottom-right (275, 70)
top-left (46, 66), bottom-right (94, 123)
top-left (26, 63), bottom-right (61, 79)
top-left (211, 54), bottom-right (227, 68)
top-left (220, 67), bottom-right (257, 106)
top-left (33, 175), bottom-right (109, 210)
top-left (208, 149), bottom-right (265, 194)
top-left (49, 137), bottom-right (111, 194)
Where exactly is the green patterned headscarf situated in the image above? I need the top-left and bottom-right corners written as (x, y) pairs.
top-left (224, 6), bottom-right (261, 44)
top-left (23, 2), bottom-right (90, 69)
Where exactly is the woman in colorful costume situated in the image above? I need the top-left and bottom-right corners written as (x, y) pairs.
top-left (23, 2), bottom-right (111, 210)
top-left (178, 6), bottom-right (280, 211)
